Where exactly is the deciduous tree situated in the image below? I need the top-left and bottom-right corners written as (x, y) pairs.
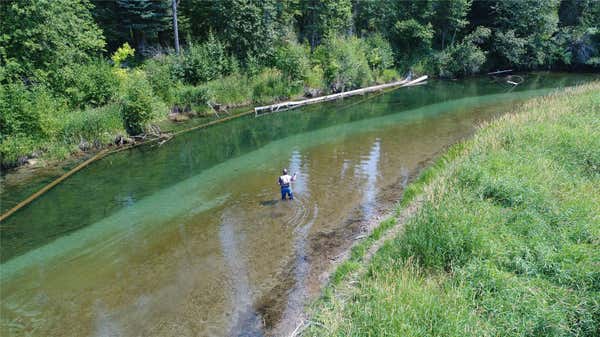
top-left (0, 0), bottom-right (105, 82)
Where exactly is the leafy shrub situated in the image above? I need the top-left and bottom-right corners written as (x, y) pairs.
top-left (243, 53), bottom-right (263, 77)
top-left (0, 0), bottom-right (105, 83)
top-left (274, 41), bottom-right (311, 82)
top-left (0, 81), bottom-right (125, 166)
top-left (555, 26), bottom-right (600, 68)
top-left (251, 68), bottom-right (302, 104)
top-left (181, 34), bottom-right (237, 85)
top-left (201, 73), bottom-right (252, 107)
top-left (364, 34), bottom-right (395, 73)
top-left (436, 27), bottom-right (491, 78)
top-left (174, 85), bottom-right (212, 112)
top-left (0, 82), bottom-right (67, 140)
top-left (111, 42), bottom-right (135, 68)
top-left (143, 55), bottom-right (181, 105)
top-left (1, 82), bottom-right (40, 139)
top-left (0, 82), bottom-right (69, 166)
top-left (304, 65), bottom-right (325, 89)
top-left (51, 60), bottom-right (119, 108)
top-left (391, 19), bottom-right (434, 67)
top-left (410, 58), bottom-right (436, 76)
top-left (0, 135), bottom-right (38, 166)
top-left (118, 72), bottom-right (159, 135)
top-left (378, 68), bottom-right (401, 83)
top-left (313, 35), bottom-right (373, 92)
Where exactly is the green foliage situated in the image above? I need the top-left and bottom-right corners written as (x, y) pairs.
top-left (111, 43), bottom-right (135, 68)
top-left (115, 0), bottom-right (171, 52)
top-left (0, 0), bottom-right (105, 81)
top-left (181, 0), bottom-right (299, 52)
top-left (353, 0), bottom-right (384, 36)
top-left (377, 68), bottom-right (401, 83)
top-left (193, 68), bottom-right (305, 107)
top-left (174, 85), bottom-right (212, 112)
top-left (180, 34), bottom-right (237, 85)
top-left (54, 60), bottom-right (120, 108)
top-left (118, 71), bottom-right (159, 135)
top-left (314, 35), bottom-right (373, 92)
top-left (556, 0), bottom-right (600, 68)
top-left (0, 81), bottom-right (124, 166)
top-left (431, 0), bottom-right (472, 49)
top-left (490, 0), bottom-right (562, 69)
top-left (299, 0), bottom-right (353, 48)
top-left (0, 82), bottom-right (67, 141)
top-left (201, 73), bottom-right (253, 107)
top-left (274, 40), bottom-right (311, 82)
top-left (58, 104), bottom-right (122, 145)
top-left (0, 82), bottom-right (39, 140)
top-left (211, 0), bottom-right (280, 61)
top-left (392, 19), bottom-right (435, 67)
top-left (251, 68), bottom-right (302, 103)
top-left (91, 0), bottom-right (179, 53)
top-left (304, 65), bottom-right (325, 89)
top-left (243, 54), bottom-right (264, 77)
top-left (353, 0), bottom-right (435, 68)
top-left (436, 27), bottom-right (491, 78)
top-left (143, 55), bottom-right (180, 104)
top-left (3, 0), bottom-right (599, 168)
top-left (364, 34), bottom-right (395, 73)
top-left (0, 135), bottom-right (38, 166)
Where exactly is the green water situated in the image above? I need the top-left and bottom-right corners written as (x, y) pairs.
top-left (0, 73), bottom-right (597, 336)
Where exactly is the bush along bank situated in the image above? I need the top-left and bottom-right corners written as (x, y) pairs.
top-left (1, 35), bottom-right (400, 169)
top-left (304, 82), bottom-right (600, 337)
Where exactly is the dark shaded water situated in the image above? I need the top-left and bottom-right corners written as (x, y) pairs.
top-left (1, 73), bottom-right (597, 336)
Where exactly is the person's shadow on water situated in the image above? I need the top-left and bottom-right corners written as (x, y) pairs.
top-left (259, 199), bottom-right (279, 206)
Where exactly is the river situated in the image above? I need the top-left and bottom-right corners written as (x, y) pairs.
top-left (0, 73), bottom-right (597, 336)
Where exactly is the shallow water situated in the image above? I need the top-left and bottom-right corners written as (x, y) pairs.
top-left (1, 73), bottom-right (597, 336)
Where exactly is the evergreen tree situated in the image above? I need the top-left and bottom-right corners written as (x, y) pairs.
top-left (92, 0), bottom-right (177, 54)
top-left (116, 0), bottom-right (172, 52)
top-left (178, 0), bottom-right (216, 42)
top-left (90, 0), bottom-right (124, 53)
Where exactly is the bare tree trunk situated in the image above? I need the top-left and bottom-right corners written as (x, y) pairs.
top-left (442, 30), bottom-right (446, 50)
top-left (172, 0), bottom-right (180, 55)
top-left (451, 29), bottom-right (457, 47)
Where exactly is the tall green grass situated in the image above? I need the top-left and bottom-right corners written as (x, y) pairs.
top-left (198, 68), bottom-right (304, 107)
top-left (305, 82), bottom-right (600, 337)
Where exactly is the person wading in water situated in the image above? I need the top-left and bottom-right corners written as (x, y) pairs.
top-left (278, 169), bottom-right (297, 200)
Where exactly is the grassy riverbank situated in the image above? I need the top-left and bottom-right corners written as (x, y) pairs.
top-left (304, 82), bottom-right (600, 336)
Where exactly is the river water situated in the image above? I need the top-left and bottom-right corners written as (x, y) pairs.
top-left (0, 73), bottom-right (597, 337)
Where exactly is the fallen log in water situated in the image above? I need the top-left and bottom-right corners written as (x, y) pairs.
top-left (254, 76), bottom-right (428, 116)
top-left (487, 69), bottom-right (513, 75)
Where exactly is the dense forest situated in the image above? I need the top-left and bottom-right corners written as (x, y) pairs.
top-left (1, 0), bottom-right (599, 168)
